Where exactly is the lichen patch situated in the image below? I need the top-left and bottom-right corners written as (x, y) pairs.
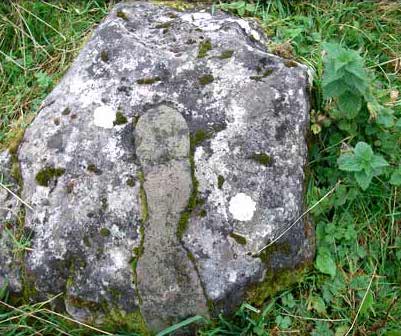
top-left (93, 105), bottom-right (116, 128)
top-left (228, 193), bottom-right (256, 221)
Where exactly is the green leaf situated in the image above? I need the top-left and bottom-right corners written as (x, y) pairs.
top-left (308, 295), bottom-right (327, 314)
top-left (322, 78), bottom-right (348, 99)
top-left (390, 168), bottom-right (401, 186)
top-left (282, 293), bottom-right (296, 308)
top-left (354, 142), bottom-right (374, 162)
top-left (360, 291), bottom-right (374, 317)
top-left (370, 155), bottom-right (388, 169)
top-left (337, 153), bottom-right (361, 172)
top-left (337, 91), bottom-right (362, 119)
top-left (377, 106), bottom-right (395, 128)
top-left (315, 252), bottom-right (336, 277)
top-left (354, 170), bottom-right (373, 190)
top-left (156, 315), bottom-right (205, 336)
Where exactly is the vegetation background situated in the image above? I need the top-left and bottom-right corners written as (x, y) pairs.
top-left (0, 0), bottom-right (400, 335)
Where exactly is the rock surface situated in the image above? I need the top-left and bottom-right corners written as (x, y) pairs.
top-left (0, 151), bottom-right (23, 293)
top-left (1, 1), bottom-right (313, 333)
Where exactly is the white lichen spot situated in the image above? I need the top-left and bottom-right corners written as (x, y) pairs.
top-left (229, 193), bottom-right (256, 221)
top-left (93, 105), bottom-right (116, 128)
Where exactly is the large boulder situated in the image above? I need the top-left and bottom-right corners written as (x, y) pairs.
top-left (2, 1), bottom-right (313, 333)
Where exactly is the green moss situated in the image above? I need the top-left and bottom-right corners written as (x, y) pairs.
top-left (7, 129), bottom-right (25, 155)
top-left (113, 111), bottom-right (128, 125)
top-left (177, 130), bottom-right (210, 240)
top-left (35, 167), bottom-right (65, 187)
top-left (191, 129), bottom-right (211, 148)
top-left (116, 9), bottom-right (128, 20)
top-left (87, 163), bottom-right (101, 175)
top-left (250, 69), bottom-right (274, 81)
top-left (136, 77), bottom-right (161, 85)
top-left (251, 152), bottom-right (271, 166)
top-left (199, 74), bottom-right (214, 86)
top-left (199, 209), bottom-right (207, 217)
top-left (100, 50), bottom-right (109, 62)
top-left (246, 264), bottom-right (308, 306)
top-left (218, 49), bottom-right (234, 59)
top-left (217, 175), bottom-right (225, 189)
top-left (103, 309), bottom-right (150, 335)
top-left (126, 177), bottom-right (136, 187)
top-left (100, 227), bottom-right (110, 237)
top-left (138, 172), bottom-right (148, 223)
top-left (152, 0), bottom-right (195, 11)
top-left (62, 107), bottom-right (70, 115)
top-left (284, 60), bottom-right (298, 68)
top-left (83, 235), bottom-right (91, 248)
top-left (229, 232), bottom-right (247, 245)
top-left (155, 22), bottom-right (172, 29)
top-left (258, 241), bottom-right (291, 263)
top-left (197, 39), bottom-right (212, 58)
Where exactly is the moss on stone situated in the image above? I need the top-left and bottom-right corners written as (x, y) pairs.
top-left (197, 39), bottom-right (212, 58)
top-left (284, 60), bottom-right (298, 68)
top-left (246, 264), bottom-right (308, 306)
top-left (138, 171), bottom-right (148, 224)
top-left (87, 164), bottom-right (102, 175)
top-left (191, 129), bottom-right (210, 147)
top-left (35, 167), bottom-right (65, 187)
top-left (83, 235), bottom-right (91, 248)
top-left (100, 50), bottom-right (109, 62)
top-left (251, 152), bottom-right (271, 166)
top-left (199, 209), bottom-right (207, 217)
top-left (245, 241), bottom-right (304, 305)
top-left (116, 9), bottom-right (128, 20)
top-left (152, 0), bottom-right (195, 11)
top-left (217, 175), bottom-right (225, 189)
top-left (100, 227), bottom-right (110, 237)
top-left (258, 241), bottom-right (291, 263)
top-left (218, 49), bottom-right (234, 59)
top-left (155, 22), bottom-right (172, 29)
top-left (199, 74), bottom-right (214, 86)
top-left (126, 177), bottom-right (136, 187)
top-left (229, 232), bottom-right (247, 245)
top-left (62, 107), bottom-right (70, 115)
top-left (113, 111), bottom-right (128, 126)
top-left (250, 69), bottom-right (273, 81)
top-left (7, 129), bottom-right (25, 155)
top-left (136, 77), bottom-right (161, 85)
top-left (102, 308), bottom-right (150, 335)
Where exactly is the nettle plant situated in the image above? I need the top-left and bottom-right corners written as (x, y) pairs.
top-left (321, 42), bottom-right (401, 190)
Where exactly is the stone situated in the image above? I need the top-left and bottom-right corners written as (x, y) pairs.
top-left (0, 151), bottom-right (23, 294)
top-left (1, 1), bottom-right (313, 333)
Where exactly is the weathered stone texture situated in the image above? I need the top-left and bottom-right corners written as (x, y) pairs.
top-left (1, 1), bottom-right (313, 332)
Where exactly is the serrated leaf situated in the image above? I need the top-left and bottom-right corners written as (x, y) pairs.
top-left (390, 168), bottom-right (401, 186)
top-left (377, 106), bottom-right (395, 128)
top-left (370, 155), bottom-right (388, 169)
top-left (337, 153), bottom-right (361, 172)
top-left (354, 170), bottom-right (373, 190)
top-left (322, 78), bottom-right (348, 99)
top-left (354, 142), bottom-right (374, 162)
top-left (315, 253), bottom-right (336, 277)
top-left (337, 91), bottom-right (362, 119)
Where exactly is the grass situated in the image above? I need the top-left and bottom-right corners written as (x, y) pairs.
top-left (1, 0), bottom-right (401, 335)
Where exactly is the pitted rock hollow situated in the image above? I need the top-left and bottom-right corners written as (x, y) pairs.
top-left (0, 1), bottom-right (314, 333)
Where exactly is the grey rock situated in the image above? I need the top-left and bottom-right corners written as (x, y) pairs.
top-left (1, 1), bottom-right (313, 332)
top-left (0, 151), bottom-right (22, 293)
